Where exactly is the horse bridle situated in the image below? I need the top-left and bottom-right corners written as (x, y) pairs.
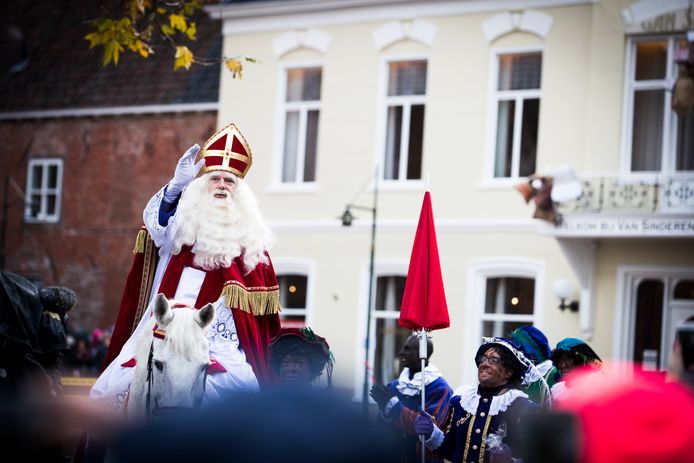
top-left (144, 337), bottom-right (209, 421)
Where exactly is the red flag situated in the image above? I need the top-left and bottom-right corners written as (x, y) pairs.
top-left (399, 191), bottom-right (450, 331)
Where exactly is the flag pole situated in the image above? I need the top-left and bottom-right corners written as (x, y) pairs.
top-left (419, 329), bottom-right (427, 463)
top-left (421, 173), bottom-right (430, 463)
top-left (398, 187), bottom-right (450, 463)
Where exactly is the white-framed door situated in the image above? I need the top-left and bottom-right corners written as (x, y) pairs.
top-left (615, 266), bottom-right (694, 370)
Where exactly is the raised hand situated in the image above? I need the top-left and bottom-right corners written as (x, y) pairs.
top-left (169, 144), bottom-right (204, 195)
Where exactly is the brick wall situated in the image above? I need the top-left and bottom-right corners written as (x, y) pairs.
top-left (0, 112), bottom-right (217, 331)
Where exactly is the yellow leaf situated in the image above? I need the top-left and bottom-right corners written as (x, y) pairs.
top-left (183, 2), bottom-right (197, 15)
top-left (225, 59), bottom-right (243, 78)
top-left (156, 7), bottom-right (166, 14)
top-left (186, 22), bottom-right (197, 41)
top-left (134, 40), bottom-right (150, 58)
top-left (113, 43), bottom-right (123, 65)
top-left (94, 18), bottom-right (114, 33)
top-left (84, 32), bottom-right (103, 48)
top-left (174, 45), bottom-right (193, 70)
top-left (169, 13), bottom-right (187, 32)
top-left (103, 40), bottom-right (124, 66)
top-left (116, 17), bottom-right (132, 29)
top-left (161, 24), bottom-right (174, 36)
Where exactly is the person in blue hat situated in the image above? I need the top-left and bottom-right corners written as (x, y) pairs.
top-left (550, 337), bottom-right (602, 400)
top-left (415, 337), bottom-right (537, 463)
top-left (511, 326), bottom-right (560, 406)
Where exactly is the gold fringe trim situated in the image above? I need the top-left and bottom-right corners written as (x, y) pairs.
top-left (132, 228), bottom-right (148, 254)
top-left (222, 281), bottom-right (281, 316)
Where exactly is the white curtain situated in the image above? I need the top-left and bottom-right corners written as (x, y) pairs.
top-left (495, 100), bottom-right (514, 177)
top-left (631, 90), bottom-right (664, 171)
top-left (282, 111), bottom-right (299, 182)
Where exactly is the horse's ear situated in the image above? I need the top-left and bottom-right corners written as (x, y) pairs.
top-left (154, 293), bottom-right (174, 325)
top-left (197, 303), bottom-right (215, 329)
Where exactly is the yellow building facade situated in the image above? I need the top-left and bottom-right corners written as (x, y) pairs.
top-left (209, 0), bottom-right (694, 396)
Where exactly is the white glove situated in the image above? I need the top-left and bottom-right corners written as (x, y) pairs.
top-left (167, 144), bottom-right (204, 198)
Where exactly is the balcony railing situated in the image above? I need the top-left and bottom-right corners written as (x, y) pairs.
top-left (557, 173), bottom-right (694, 215)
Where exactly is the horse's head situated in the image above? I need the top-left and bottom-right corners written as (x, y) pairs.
top-left (129, 294), bottom-right (215, 420)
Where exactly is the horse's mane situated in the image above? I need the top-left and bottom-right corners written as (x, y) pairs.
top-left (134, 308), bottom-right (209, 364)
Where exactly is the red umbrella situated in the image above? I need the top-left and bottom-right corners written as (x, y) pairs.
top-left (398, 191), bottom-right (449, 463)
top-left (399, 191), bottom-right (449, 331)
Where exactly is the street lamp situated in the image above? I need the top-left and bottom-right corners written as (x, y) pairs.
top-left (340, 166), bottom-right (378, 416)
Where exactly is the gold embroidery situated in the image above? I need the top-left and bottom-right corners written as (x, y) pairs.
top-left (133, 231), bottom-right (158, 332)
top-left (444, 408), bottom-right (455, 434)
top-left (456, 413), bottom-right (471, 427)
top-left (478, 412), bottom-right (494, 462)
top-left (461, 413), bottom-right (475, 462)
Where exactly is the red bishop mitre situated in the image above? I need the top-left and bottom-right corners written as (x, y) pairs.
top-left (200, 123), bottom-right (253, 178)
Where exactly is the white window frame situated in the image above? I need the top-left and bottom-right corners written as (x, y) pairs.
top-left (463, 257), bottom-right (544, 385)
top-left (375, 54), bottom-right (428, 190)
top-left (620, 35), bottom-right (691, 176)
top-left (483, 46), bottom-right (543, 188)
top-left (269, 62), bottom-right (323, 193)
top-left (24, 158), bottom-right (63, 224)
top-left (273, 259), bottom-right (316, 328)
top-left (353, 259), bottom-right (409, 401)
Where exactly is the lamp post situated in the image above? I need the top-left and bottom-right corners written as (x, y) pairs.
top-left (340, 166), bottom-right (378, 416)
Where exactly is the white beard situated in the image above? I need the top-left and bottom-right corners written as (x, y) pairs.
top-left (171, 174), bottom-right (274, 272)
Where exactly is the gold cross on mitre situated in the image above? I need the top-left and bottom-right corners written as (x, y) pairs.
top-left (200, 123), bottom-right (253, 178)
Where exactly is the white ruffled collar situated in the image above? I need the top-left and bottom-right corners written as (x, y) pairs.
top-left (453, 385), bottom-right (528, 417)
top-left (396, 365), bottom-right (442, 396)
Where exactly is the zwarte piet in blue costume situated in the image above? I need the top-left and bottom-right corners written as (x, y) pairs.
top-left (416, 337), bottom-right (537, 463)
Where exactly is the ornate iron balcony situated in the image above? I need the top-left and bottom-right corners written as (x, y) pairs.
top-left (556, 173), bottom-right (694, 215)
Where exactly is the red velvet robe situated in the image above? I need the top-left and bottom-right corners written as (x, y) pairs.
top-left (103, 230), bottom-right (280, 387)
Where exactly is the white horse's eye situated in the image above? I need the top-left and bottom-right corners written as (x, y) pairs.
top-left (154, 360), bottom-right (164, 371)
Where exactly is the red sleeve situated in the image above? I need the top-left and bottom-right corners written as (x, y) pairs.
top-left (230, 252), bottom-right (281, 388)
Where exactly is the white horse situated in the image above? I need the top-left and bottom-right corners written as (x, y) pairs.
top-left (127, 293), bottom-right (215, 420)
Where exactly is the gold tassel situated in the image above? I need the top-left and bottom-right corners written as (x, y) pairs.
top-left (132, 228), bottom-right (147, 254)
top-left (222, 282), bottom-right (281, 316)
